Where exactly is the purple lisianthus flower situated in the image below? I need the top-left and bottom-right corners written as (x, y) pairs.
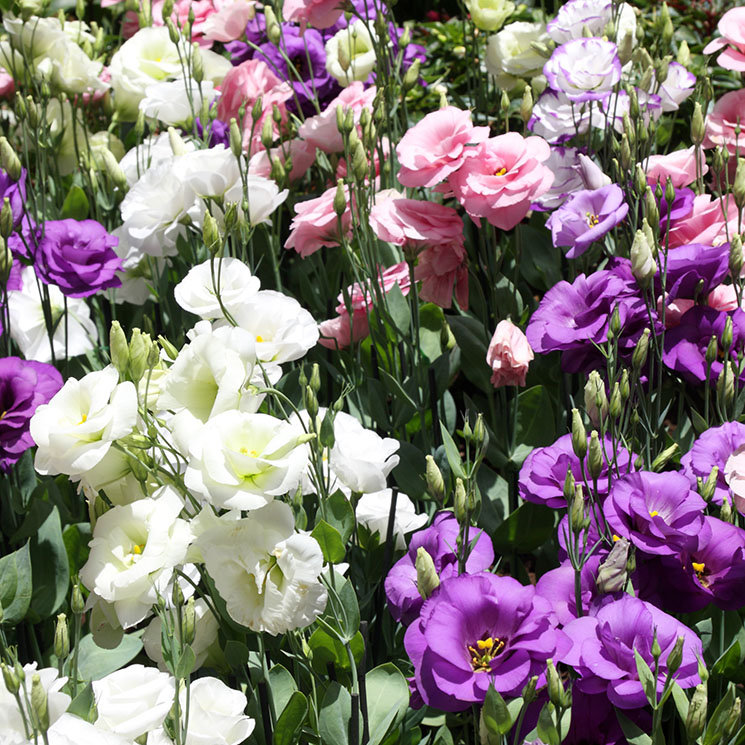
top-left (659, 187), bottom-right (695, 226)
top-left (560, 594), bottom-right (703, 708)
top-left (0, 168), bottom-right (26, 230)
top-left (385, 512), bottom-right (494, 625)
top-left (544, 38), bottom-right (622, 102)
top-left (519, 433), bottom-right (633, 509)
top-left (603, 471), bottom-right (707, 556)
top-left (0, 357), bottom-right (62, 472)
top-left (255, 26), bottom-right (340, 115)
top-left (35, 219), bottom-right (122, 298)
top-left (528, 89), bottom-right (603, 143)
top-left (564, 690), bottom-right (648, 745)
top-left (638, 517), bottom-right (745, 612)
top-left (404, 573), bottom-right (568, 711)
top-left (535, 556), bottom-right (602, 625)
top-left (660, 243), bottom-right (730, 301)
top-left (532, 148), bottom-right (611, 212)
top-left (224, 15), bottom-right (268, 64)
top-left (680, 422), bottom-right (745, 505)
top-left (663, 307), bottom-right (745, 385)
top-left (601, 88), bottom-right (663, 135)
top-left (545, 184), bottom-right (629, 257)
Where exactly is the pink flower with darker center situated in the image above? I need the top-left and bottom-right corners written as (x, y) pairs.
top-left (416, 241), bottom-right (469, 310)
top-left (643, 147), bottom-right (707, 189)
top-left (704, 7), bottom-right (745, 72)
top-left (666, 194), bottom-right (741, 249)
top-left (703, 89), bottom-right (745, 155)
top-left (487, 319), bottom-right (534, 387)
top-left (396, 106), bottom-right (489, 188)
top-left (448, 133), bottom-right (554, 230)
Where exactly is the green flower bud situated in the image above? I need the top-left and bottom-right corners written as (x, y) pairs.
top-left (168, 126), bottom-right (187, 157)
top-left (499, 90), bottom-right (510, 115)
top-left (0, 137), bottom-right (21, 182)
top-left (454, 478), bottom-right (467, 522)
top-left (691, 103), bottom-right (705, 146)
top-left (588, 431), bottom-right (603, 480)
top-left (631, 230), bottom-right (657, 289)
top-left (403, 59), bottom-right (421, 93)
top-left (109, 321), bottom-right (129, 377)
top-left (546, 659), bottom-right (564, 708)
top-left (304, 385), bottom-right (319, 420)
top-left (261, 115), bottom-right (274, 150)
top-left (0, 198), bottom-right (12, 241)
top-left (333, 179), bottom-right (346, 217)
top-left (620, 369), bottom-right (630, 402)
top-left (620, 133), bottom-right (632, 171)
top-left (721, 495), bottom-right (735, 524)
top-left (633, 329), bottom-right (651, 372)
top-left (730, 234), bottom-right (744, 277)
top-left (416, 547), bottom-right (440, 599)
top-left (617, 29), bottom-right (634, 65)
top-left (609, 382), bottom-right (622, 420)
top-left (651, 443), bottom-right (679, 472)
top-left (229, 117), bottom-right (243, 159)
top-left (570, 484), bottom-right (586, 533)
top-left (520, 86), bottom-right (533, 124)
top-left (183, 596), bottom-right (196, 646)
top-left (722, 315), bottom-right (734, 353)
top-left (584, 371), bottom-right (608, 429)
top-left (597, 536), bottom-right (630, 593)
top-left (30, 673), bottom-right (49, 733)
top-left (651, 630), bottom-right (662, 662)
top-left (644, 187), bottom-right (659, 231)
top-left (634, 164), bottom-right (648, 196)
top-left (25, 96), bottom-right (38, 129)
top-left (521, 675), bottom-right (539, 704)
top-left (654, 55), bottom-right (672, 85)
top-left (54, 613), bottom-right (69, 661)
top-left (623, 113), bottom-right (636, 148)
top-left (666, 636), bottom-right (684, 676)
top-left (700, 466), bottom-right (719, 502)
top-left (1, 663), bottom-right (19, 695)
top-left (724, 697), bottom-right (742, 741)
top-left (71, 582), bottom-right (85, 615)
top-left (685, 683), bottom-right (707, 742)
top-left (202, 211), bottom-right (222, 256)
top-left (705, 335), bottom-right (718, 366)
top-left (319, 408), bottom-right (335, 449)
top-left (157, 335), bottom-right (179, 361)
top-left (735, 159), bottom-right (745, 211)
top-left (677, 40), bottom-right (691, 67)
top-left (563, 467), bottom-right (575, 504)
top-left (717, 361), bottom-right (735, 408)
top-left (425, 455), bottom-right (446, 504)
top-left (351, 141), bottom-right (368, 183)
top-left (571, 408), bottom-right (587, 459)
top-left (128, 329), bottom-right (153, 384)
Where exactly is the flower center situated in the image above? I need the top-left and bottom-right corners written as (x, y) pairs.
top-left (692, 561), bottom-right (709, 587)
top-left (77, 413), bottom-right (88, 426)
top-left (467, 636), bottom-right (504, 672)
top-left (495, 167), bottom-right (507, 177)
top-left (649, 510), bottom-right (659, 518)
top-left (586, 212), bottom-right (600, 227)
top-left (256, 335), bottom-right (264, 343)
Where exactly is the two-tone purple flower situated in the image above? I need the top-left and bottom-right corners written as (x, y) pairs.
top-left (404, 573), bottom-right (568, 711)
top-left (544, 38), bottom-right (622, 102)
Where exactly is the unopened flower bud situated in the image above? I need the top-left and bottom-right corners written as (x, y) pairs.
top-left (1, 663), bottom-right (19, 695)
top-left (651, 443), bottom-right (679, 472)
top-left (724, 697), bottom-right (742, 741)
top-left (251, 96), bottom-right (264, 124)
top-left (570, 484), bottom-right (586, 533)
top-left (168, 126), bottom-right (187, 157)
top-left (54, 613), bottom-right (69, 660)
top-left (730, 234), bottom-right (744, 277)
top-left (609, 306), bottom-right (622, 341)
top-left (617, 29), bottom-right (634, 65)
top-left (620, 369), bottom-right (630, 401)
top-left (721, 495), bottom-right (735, 523)
top-left (630, 229), bottom-right (657, 289)
top-left (309, 363), bottom-right (321, 393)
top-left (454, 478), bottom-right (467, 521)
top-left (109, 321), bottom-right (129, 377)
top-left (620, 134), bottom-right (632, 171)
top-left (609, 382), bottom-right (622, 419)
top-left (623, 113), bottom-right (636, 148)
top-left (520, 86), bottom-right (533, 124)
top-left (521, 676), bottom-right (539, 704)
top-left (202, 211), bottom-right (222, 256)
top-left (500, 90), bottom-right (510, 115)
top-left (403, 59), bottom-right (421, 93)
top-left (722, 316), bottom-right (734, 353)
top-left (128, 329), bottom-right (153, 384)
top-left (319, 408), bottom-right (335, 449)
top-left (644, 186), bottom-right (659, 231)
top-left (651, 631), bottom-right (662, 662)
top-left (632, 328), bottom-right (651, 372)
top-left (700, 466), bottom-right (719, 502)
top-left (563, 467), bottom-right (575, 503)
top-left (351, 141), bottom-right (368, 182)
top-left (425, 455), bottom-right (445, 503)
top-left (706, 335), bottom-right (718, 366)
top-left (686, 683), bottom-right (707, 741)
top-left (654, 55), bottom-right (672, 85)
top-left (71, 582), bottom-right (85, 615)
top-left (546, 659), bottom-right (564, 708)
top-left (191, 45), bottom-right (204, 84)
top-left (0, 138), bottom-right (22, 183)
top-left (634, 164), bottom-right (648, 195)
top-left (691, 102), bottom-right (705, 146)
top-left (597, 536), bottom-right (629, 593)
top-left (304, 385), bottom-right (319, 420)
top-left (717, 361), bottom-right (735, 407)
top-left (0, 198), bottom-right (12, 240)
top-left (666, 636), bottom-right (685, 676)
top-left (229, 118), bottom-right (242, 158)
top-left (677, 40), bottom-right (691, 68)
top-left (584, 371), bottom-right (608, 428)
top-left (182, 596), bottom-right (196, 646)
top-left (588, 431), bottom-right (603, 480)
top-left (261, 116), bottom-right (274, 150)
top-left (416, 547), bottom-right (440, 599)
top-left (333, 179), bottom-right (346, 217)
top-left (30, 674), bottom-right (49, 733)
top-left (157, 335), bottom-right (179, 361)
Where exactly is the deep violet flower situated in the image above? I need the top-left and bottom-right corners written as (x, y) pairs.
top-left (384, 512), bottom-right (494, 625)
top-left (660, 242), bottom-right (730, 301)
top-left (561, 594), bottom-right (703, 709)
top-left (663, 307), bottom-right (745, 386)
top-left (0, 357), bottom-right (63, 472)
top-left (404, 572), bottom-right (567, 711)
top-left (545, 184), bottom-right (629, 258)
top-left (34, 219), bottom-right (123, 297)
top-left (519, 433), bottom-right (633, 509)
top-left (680, 421), bottom-right (745, 505)
top-left (535, 556), bottom-right (602, 625)
top-left (603, 471), bottom-right (707, 556)
top-left (0, 168), bottom-right (26, 230)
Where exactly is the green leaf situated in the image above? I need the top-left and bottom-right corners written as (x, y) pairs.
top-left (490, 502), bottom-right (555, 554)
top-left (418, 303), bottom-right (445, 363)
top-left (0, 542), bottom-right (32, 625)
top-left (312, 521), bottom-right (347, 564)
top-left (61, 185), bottom-right (89, 220)
top-left (448, 315), bottom-right (492, 390)
top-left (481, 684), bottom-right (513, 737)
top-left (511, 386), bottom-right (555, 464)
top-left (385, 282), bottom-right (412, 334)
top-left (365, 663), bottom-right (409, 745)
top-left (440, 424), bottom-right (466, 480)
top-left (269, 664), bottom-right (299, 719)
top-left (62, 523), bottom-right (91, 578)
top-left (174, 645), bottom-right (196, 679)
top-left (67, 683), bottom-right (95, 721)
top-left (319, 682), bottom-right (351, 745)
top-left (634, 648), bottom-right (658, 707)
top-left (616, 711), bottom-right (653, 745)
top-left (321, 578), bottom-right (360, 642)
top-left (308, 629), bottom-right (364, 676)
top-left (76, 632), bottom-right (143, 680)
top-left (274, 691), bottom-right (308, 745)
top-left (476, 465), bottom-right (509, 533)
top-left (670, 682), bottom-right (689, 724)
top-left (432, 726), bottom-right (454, 745)
top-left (712, 639), bottom-right (745, 683)
top-left (536, 703), bottom-right (560, 745)
top-left (392, 442), bottom-right (427, 500)
top-left (29, 505), bottom-right (69, 620)
top-left (324, 492), bottom-right (355, 544)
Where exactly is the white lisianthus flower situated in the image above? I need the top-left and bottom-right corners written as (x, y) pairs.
top-left (93, 665), bottom-right (176, 740)
top-left (174, 257), bottom-right (260, 320)
top-left (46, 713), bottom-right (135, 745)
top-left (79, 487), bottom-right (193, 628)
top-left (0, 664), bottom-right (70, 745)
top-left (76, 445), bottom-right (149, 506)
top-left (7, 267), bottom-right (98, 363)
top-left (355, 489), bottom-right (428, 549)
top-left (109, 26), bottom-right (183, 120)
top-left (143, 598), bottom-right (219, 672)
top-left (108, 232), bottom-right (165, 304)
top-left (171, 145), bottom-right (243, 204)
top-left (157, 322), bottom-right (265, 424)
top-left (119, 131), bottom-right (196, 186)
top-left (148, 678), bottom-right (255, 745)
top-left (328, 411), bottom-right (400, 494)
top-left (29, 365), bottom-right (137, 478)
top-left (228, 290), bottom-right (319, 364)
top-left (464, 0), bottom-right (515, 31)
top-left (485, 22), bottom-right (551, 90)
top-left (193, 501), bottom-right (327, 634)
top-left (140, 79), bottom-right (217, 127)
top-left (243, 174), bottom-right (289, 225)
top-left (325, 20), bottom-right (378, 86)
top-left (547, 0), bottom-right (636, 45)
top-left (184, 411), bottom-right (309, 510)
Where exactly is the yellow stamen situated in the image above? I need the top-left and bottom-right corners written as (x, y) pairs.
top-left (256, 335), bottom-right (264, 343)
top-left (692, 562), bottom-right (705, 573)
top-left (649, 510), bottom-right (659, 518)
top-left (612, 534), bottom-right (621, 542)
top-left (132, 543), bottom-right (144, 555)
top-left (240, 446), bottom-right (248, 454)
top-left (495, 167), bottom-right (507, 177)
top-left (0, 411), bottom-right (5, 421)
top-left (467, 637), bottom-right (505, 672)
top-left (586, 212), bottom-right (600, 227)
top-left (77, 413), bottom-right (87, 425)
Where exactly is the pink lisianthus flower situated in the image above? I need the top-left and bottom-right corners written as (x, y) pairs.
top-left (285, 184), bottom-right (354, 257)
top-left (643, 147), bottom-right (707, 189)
top-left (249, 139), bottom-right (317, 182)
top-left (486, 319), bottom-right (534, 387)
top-left (703, 89), bottom-right (745, 155)
top-left (319, 263), bottom-right (412, 349)
top-left (116, 0), bottom-right (220, 45)
top-left (666, 194), bottom-right (741, 249)
top-left (416, 241), bottom-right (469, 310)
top-left (396, 106), bottom-right (490, 189)
top-left (203, 0), bottom-right (256, 42)
top-left (703, 7), bottom-right (745, 71)
top-left (448, 133), bottom-right (554, 230)
top-left (0, 67), bottom-right (14, 99)
top-left (283, 0), bottom-right (345, 29)
top-left (298, 82), bottom-right (377, 154)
